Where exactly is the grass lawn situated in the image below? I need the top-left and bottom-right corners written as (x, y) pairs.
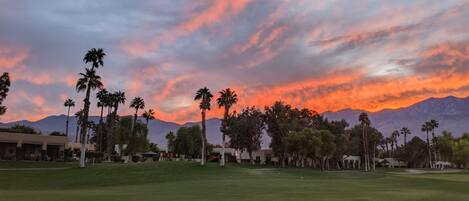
top-left (0, 161), bottom-right (468, 201)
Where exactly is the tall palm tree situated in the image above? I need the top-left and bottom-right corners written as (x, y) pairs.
top-left (429, 119), bottom-right (439, 161)
top-left (194, 87), bottom-right (213, 166)
top-left (76, 48), bottom-right (105, 168)
top-left (96, 89), bottom-right (109, 153)
top-left (400, 127), bottom-right (411, 147)
top-left (216, 88), bottom-right (238, 167)
top-left (359, 112), bottom-right (370, 172)
top-left (130, 97), bottom-right (145, 131)
top-left (107, 91), bottom-right (125, 159)
top-left (76, 68), bottom-right (103, 167)
top-left (64, 98), bottom-right (75, 137)
top-left (142, 109), bottom-right (155, 127)
top-left (421, 122), bottom-right (433, 168)
top-left (96, 89), bottom-right (109, 122)
top-left (83, 48), bottom-right (105, 69)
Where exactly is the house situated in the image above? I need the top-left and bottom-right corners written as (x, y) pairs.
top-left (0, 132), bottom-right (68, 161)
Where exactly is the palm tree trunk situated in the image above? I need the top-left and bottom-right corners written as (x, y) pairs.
top-left (200, 110), bottom-right (206, 166)
top-left (97, 106), bottom-right (104, 153)
top-left (384, 143), bottom-right (388, 157)
top-left (79, 84), bottom-right (92, 168)
top-left (372, 142), bottom-right (376, 171)
top-left (362, 125), bottom-right (368, 172)
top-left (404, 134), bottom-right (407, 148)
top-left (66, 107), bottom-right (70, 136)
top-left (75, 124), bottom-right (79, 143)
top-left (426, 131), bottom-right (432, 168)
top-left (221, 107), bottom-right (228, 167)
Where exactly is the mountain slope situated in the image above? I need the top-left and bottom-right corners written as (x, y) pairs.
top-left (324, 96), bottom-right (469, 142)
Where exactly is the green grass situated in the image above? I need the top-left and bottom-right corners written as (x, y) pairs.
top-left (0, 161), bottom-right (468, 201)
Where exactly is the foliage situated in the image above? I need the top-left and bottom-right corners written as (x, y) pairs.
top-left (395, 136), bottom-right (428, 168)
top-left (452, 136), bottom-right (469, 169)
top-left (174, 125), bottom-right (203, 159)
top-left (115, 116), bottom-right (149, 155)
top-left (0, 72), bottom-right (10, 115)
top-left (226, 107), bottom-right (264, 162)
top-left (165, 131), bottom-right (175, 152)
top-left (49, 131), bottom-right (66, 136)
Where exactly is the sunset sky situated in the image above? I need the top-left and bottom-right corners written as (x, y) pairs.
top-left (1, 0), bottom-right (469, 123)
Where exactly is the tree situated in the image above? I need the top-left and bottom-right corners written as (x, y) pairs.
top-left (437, 131), bottom-right (454, 162)
top-left (74, 109), bottom-right (83, 143)
top-left (429, 119), bottom-right (439, 161)
top-left (421, 122), bottom-right (433, 168)
top-left (76, 67), bottom-right (103, 168)
top-left (166, 131), bottom-right (176, 153)
top-left (142, 109), bottom-right (155, 127)
top-left (226, 107), bottom-right (263, 164)
top-left (115, 116), bottom-right (149, 157)
top-left (96, 89), bottom-right (109, 122)
top-left (107, 91), bottom-right (126, 159)
top-left (400, 127), bottom-right (411, 147)
top-left (194, 87), bottom-right (213, 166)
top-left (63, 98), bottom-right (75, 137)
top-left (453, 136), bottom-right (469, 170)
top-left (130, 97), bottom-right (145, 130)
top-left (395, 136), bottom-right (428, 168)
top-left (95, 88), bottom-right (109, 153)
top-left (358, 112), bottom-right (371, 172)
top-left (0, 72), bottom-right (11, 115)
top-left (174, 125), bottom-right (203, 159)
top-left (216, 88), bottom-right (238, 167)
top-left (391, 130), bottom-right (400, 156)
top-left (264, 101), bottom-right (293, 167)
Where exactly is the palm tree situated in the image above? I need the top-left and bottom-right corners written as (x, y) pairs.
top-left (429, 119), bottom-right (439, 161)
top-left (96, 89), bottom-right (109, 153)
top-left (216, 88), bottom-right (238, 167)
top-left (76, 48), bottom-right (105, 168)
top-left (400, 127), bottom-right (411, 147)
top-left (107, 91), bottom-right (125, 159)
top-left (359, 112), bottom-right (371, 172)
top-left (64, 98), bottom-right (75, 137)
top-left (74, 109), bottom-right (83, 143)
top-left (384, 137), bottom-right (390, 157)
top-left (96, 89), bottom-right (109, 122)
top-left (421, 122), bottom-right (433, 168)
top-left (130, 97), bottom-right (145, 131)
top-left (391, 130), bottom-right (400, 157)
top-left (142, 109), bottom-right (155, 127)
top-left (194, 87), bottom-right (213, 166)
top-left (83, 48), bottom-right (105, 69)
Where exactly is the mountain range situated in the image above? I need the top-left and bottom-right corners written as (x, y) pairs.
top-left (1, 96), bottom-right (468, 148)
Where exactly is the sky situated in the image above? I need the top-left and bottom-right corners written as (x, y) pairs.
top-left (1, 0), bottom-right (469, 123)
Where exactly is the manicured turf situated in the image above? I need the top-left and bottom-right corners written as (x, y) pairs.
top-left (0, 161), bottom-right (468, 201)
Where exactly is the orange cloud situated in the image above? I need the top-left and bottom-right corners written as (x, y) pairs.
top-left (122, 0), bottom-right (252, 56)
top-left (153, 74), bottom-right (192, 101)
top-left (0, 46), bottom-right (28, 69)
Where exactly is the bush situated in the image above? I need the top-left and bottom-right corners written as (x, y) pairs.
top-left (132, 155), bottom-right (141, 163)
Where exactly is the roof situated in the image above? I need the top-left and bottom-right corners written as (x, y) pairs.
top-left (142, 151), bottom-right (158, 156)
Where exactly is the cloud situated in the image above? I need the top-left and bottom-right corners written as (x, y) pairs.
top-left (0, 46), bottom-right (28, 69)
top-left (1, 0), bottom-right (469, 124)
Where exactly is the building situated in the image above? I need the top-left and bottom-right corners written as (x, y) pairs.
top-left (0, 132), bottom-right (68, 161)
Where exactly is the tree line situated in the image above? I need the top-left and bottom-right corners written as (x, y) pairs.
top-left (171, 97), bottom-right (469, 171)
